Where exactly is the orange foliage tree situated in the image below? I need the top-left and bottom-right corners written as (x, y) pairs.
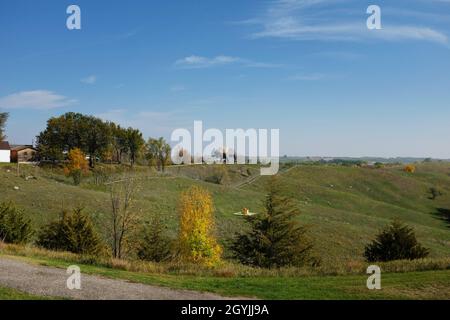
top-left (64, 148), bottom-right (89, 185)
top-left (404, 165), bottom-right (416, 173)
top-left (176, 186), bottom-right (222, 266)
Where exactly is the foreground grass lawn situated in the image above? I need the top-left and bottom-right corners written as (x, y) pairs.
top-left (7, 255), bottom-right (450, 300)
top-left (0, 286), bottom-right (48, 300)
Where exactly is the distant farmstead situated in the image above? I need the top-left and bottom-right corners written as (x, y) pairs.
top-left (10, 145), bottom-right (38, 163)
top-left (0, 141), bottom-right (11, 163)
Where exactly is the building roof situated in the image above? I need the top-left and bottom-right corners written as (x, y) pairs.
top-left (10, 145), bottom-right (36, 152)
top-left (0, 141), bottom-right (10, 150)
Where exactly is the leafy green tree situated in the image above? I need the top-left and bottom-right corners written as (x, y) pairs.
top-left (110, 123), bottom-right (129, 164)
top-left (232, 177), bottom-right (315, 268)
top-left (137, 216), bottom-right (171, 262)
top-left (364, 220), bottom-right (430, 262)
top-left (36, 208), bottom-right (102, 255)
top-left (0, 112), bottom-right (8, 141)
top-left (36, 112), bottom-right (111, 167)
top-left (126, 128), bottom-right (144, 167)
top-left (0, 202), bottom-right (33, 244)
top-left (146, 137), bottom-right (171, 172)
top-left (84, 116), bottom-right (111, 167)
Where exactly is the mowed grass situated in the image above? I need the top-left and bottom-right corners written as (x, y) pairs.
top-left (4, 254), bottom-right (449, 300)
top-left (1, 162), bottom-right (450, 267)
top-left (0, 285), bottom-right (48, 300)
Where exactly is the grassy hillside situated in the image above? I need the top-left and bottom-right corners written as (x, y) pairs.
top-left (1, 162), bottom-right (449, 267)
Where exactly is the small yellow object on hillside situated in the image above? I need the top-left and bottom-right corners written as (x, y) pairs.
top-left (233, 207), bottom-right (258, 216)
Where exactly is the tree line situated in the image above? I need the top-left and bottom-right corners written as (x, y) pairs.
top-left (36, 112), bottom-right (171, 170)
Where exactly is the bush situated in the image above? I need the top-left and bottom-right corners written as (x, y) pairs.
top-left (404, 165), bottom-right (416, 173)
top-left (176, 186), bottom-right (222, 266)
top-left (137, 216), bottom-right (171, 262)
top-left (36, 208), bottom-right (102, 255)
top-left (0, 202), bottom-right (33, 244)
top-left (204, 166), bottom-right (230, 185)
top-left (364, 220), bottom-right (430, 262)
top-left (232, 177), bottom-right (315, 268)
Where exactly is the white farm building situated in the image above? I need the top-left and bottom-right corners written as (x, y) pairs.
top-left (0, 141), bottom-right (11, 163)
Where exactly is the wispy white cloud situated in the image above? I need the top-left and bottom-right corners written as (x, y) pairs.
top-left (174, 55), bottom-right (281, 69)
top-left (242, 0), bottom-right (449, 45)
top-left (81, 75), bottom-right (97, 85)
top-left (0, 90), bottom-right (76, 110)
top-left (288, 73), bottom-right (328, 81)
top-left (170, 85), bottom-right (186, 92)
top-left (175, 55), bottom-right (240, 68)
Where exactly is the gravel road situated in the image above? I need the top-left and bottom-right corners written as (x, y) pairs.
top-left (0, 257), bottom-right (241, 300)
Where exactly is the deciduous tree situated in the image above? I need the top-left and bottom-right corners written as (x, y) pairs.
top-left (64, 148), bottom-right (89, 185)
top-left (146, 137), bottom-right (171, 172)
top-left (108, 174), bottom-right (141, 258)
top-left (176, 186), bottom-right (222, 266)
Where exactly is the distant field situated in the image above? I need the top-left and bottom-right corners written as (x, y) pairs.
top-left (1, 161), bottom-right (450, 267)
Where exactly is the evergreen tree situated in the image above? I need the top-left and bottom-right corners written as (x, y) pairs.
top-left (36, 208), bottom-right (102, 255)
top-left (364, 220), bottom-right (430, 262)
top-left (137, 216), bottom-right (171, 262)
top-left (232, 177), bottom-right (315, 268)
top-left (0, 202), bottom-right (33, 244)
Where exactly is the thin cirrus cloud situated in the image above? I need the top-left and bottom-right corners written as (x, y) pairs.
top-left (81, 75), bottom-right (97, 84)
top-left (288, 73), bottom-right (328, 81)
top-left (0, 90), bottom-right (76, 110)
top-left (242, 0), bottom-right (449, 45)
top-left (174, 55), bottom-right (282, 69)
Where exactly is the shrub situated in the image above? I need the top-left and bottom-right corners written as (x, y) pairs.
top-left (176, 186), bottom-right (222, 266)
top-left (0, 202), bottom-right (33, 244)
top-left (204, 166), bottom-right (230, 185)
top-left (137, 216), bottom-right (171, 262)
top-left (404, 165), bottom-right (416, 173)
top-left (232, 177), bottom-right (315, 268)
top-left (64, 148), bottom-right (89, 185)
top-left (428, 187), bottom-right (442, 200)
top-left (36, 208), bottom-right (102, 255)
top-left (364, 220), bottom-right (430, 262)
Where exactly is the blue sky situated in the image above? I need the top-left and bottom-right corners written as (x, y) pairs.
top-left (1, 0), bottom-right (450, 158)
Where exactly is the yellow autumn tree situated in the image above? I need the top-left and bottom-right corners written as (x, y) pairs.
top-left (64, 148), bottom-right (89, 185)
top-left (176, 186), bottom-right (222, 266)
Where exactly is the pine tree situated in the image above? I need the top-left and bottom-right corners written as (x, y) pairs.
top-left (137, 216), bottom-right (171, 262)
top-left (364, 220), bottom-right (430, 262)
top-left (0, 202), bottom-right (33, 244)
top-left (37, 208), bottom-right (102, 255)
top-left (232, 177), bottom-right (315, 268)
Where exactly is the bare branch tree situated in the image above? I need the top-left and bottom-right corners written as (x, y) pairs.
top-left (108, 173), bottom-right (141, 259)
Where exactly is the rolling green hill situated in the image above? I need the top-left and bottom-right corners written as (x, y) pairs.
top-left (1, 162), bottom-right (449, 267)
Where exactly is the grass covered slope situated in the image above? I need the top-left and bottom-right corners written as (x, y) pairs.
top-left (1, 162), bottom-right (449, 267)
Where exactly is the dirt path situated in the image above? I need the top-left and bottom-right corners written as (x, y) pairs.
top-left (0, 257), bottom-right (241, 300)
